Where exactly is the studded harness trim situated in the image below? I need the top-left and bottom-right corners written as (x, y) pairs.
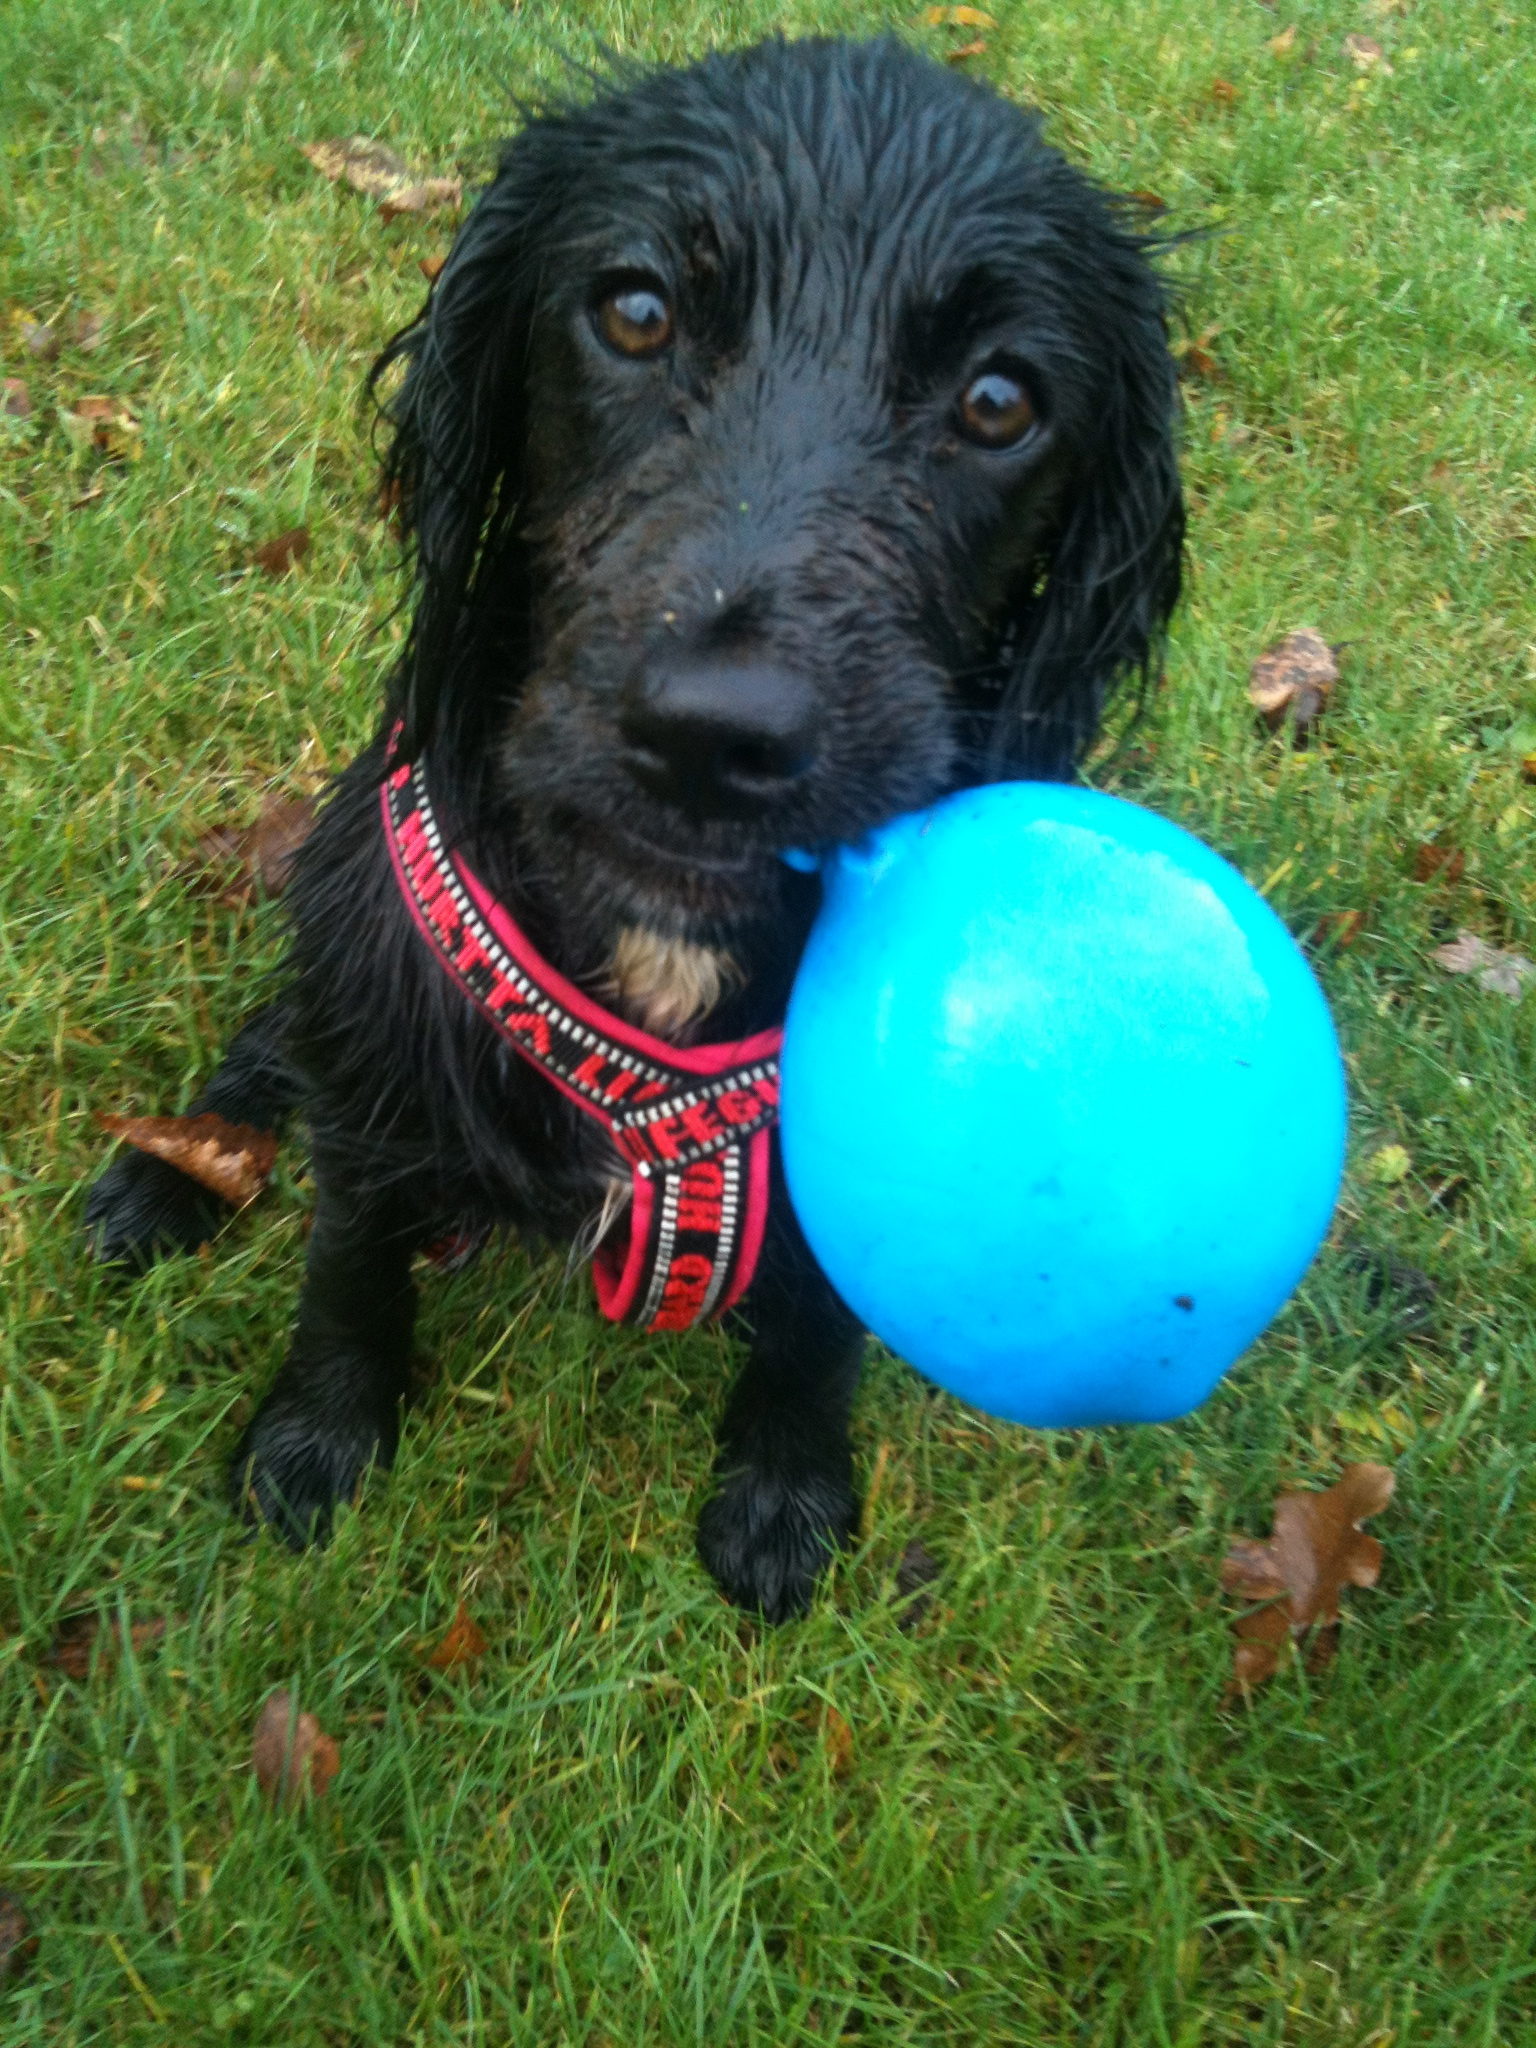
top-left (381, 748), bottom-right (781, 1330)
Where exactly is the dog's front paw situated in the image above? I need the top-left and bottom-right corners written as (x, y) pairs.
top-left (696, 1459), bottom-right (859, 1622)
top-left (85, 1150), bottom-right (229, 1271)
top-left (229, 1380), bottom-right (398, 1549)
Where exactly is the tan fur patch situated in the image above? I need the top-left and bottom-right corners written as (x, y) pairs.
top-left (601, 927), bottom-right (740, 1039)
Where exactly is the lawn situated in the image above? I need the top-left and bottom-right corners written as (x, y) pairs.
top-left (2, 0), bottom-right (1534, 2040)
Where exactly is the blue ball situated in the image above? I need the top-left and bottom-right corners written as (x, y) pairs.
top-left (780, 784), bottom-right (1346, 1428)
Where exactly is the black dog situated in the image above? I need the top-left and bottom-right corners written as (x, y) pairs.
top-left (88, 36), bottom-right (1182, 1620)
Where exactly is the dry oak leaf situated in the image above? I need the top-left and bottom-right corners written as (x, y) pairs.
top-left (251, 525), bottom-right (310, 576)
top-left (1248, 627), bottom-right (1339, 738)
top-left (426, 1601), bottom-right (488, 1671)
top-left (98, 1111), bottom-right (277, 1207)
top-left (61, 394), bottom-right (141, 458)
top-left (378, 177), bottom-right (462, 222)
top-left (1412, 842), bottom-right (1465, 884)
top-left (945, 38), bottom-right (988, 61)
top-left (251, 1690), bottom-right (341, 1807)
top-left (923, 6), bottom-right (997, 25)
top-left (1313, 908), bottom-right (1364, 950)
top-left (20, 320), bottom-right (61, 362)
top-left (48, 1612), bottom-right (169, 1679)
top-left (2, 377), bottom-right (31, 419)
top-left (1432, 930), bottom-right (1536, 1000)
top-left (0, 1889), bottom-right (39, 1987)
top-left (1343, 32), bottom-right (1393, 72)
top-left (1222, 1463), bottom-right (1395, 1693)
top-left (193, 792), bottom-right (317, 902)
top-left (1175, 328), bottom-right (1221, 381)
top-left (498, 1434), bottom-right (540, 1506)
top-left (300, 135), bottom-right (409, 197)
top-left (820, 1704), bottom-right (855, 1778)
top-left (895, 1536), bottom-right (942, 1630)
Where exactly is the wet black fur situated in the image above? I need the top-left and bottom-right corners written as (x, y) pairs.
top-left (87, 37), bottom-right (1183, 1620)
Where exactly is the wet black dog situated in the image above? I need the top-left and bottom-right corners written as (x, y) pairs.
top-left (87, 37), bottom-right (1183, 1619)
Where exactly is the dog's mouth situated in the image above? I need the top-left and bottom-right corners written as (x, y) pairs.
top-left (597, 821), bottom-right (766, 879)
top-left (517, 803), bottom-right (794, 949)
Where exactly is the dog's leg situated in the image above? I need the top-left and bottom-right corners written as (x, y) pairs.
top-left (85, 1000), bottom-right (300, 1269)
top-left (229, 1158), bottom-right (421, 1547)
top-left (696, 1185), bottom-right (865, 1622)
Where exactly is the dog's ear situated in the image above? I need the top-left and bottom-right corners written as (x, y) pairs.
top-left (371, 152), bottom-right (554, 760)
top-left (989, 233), bottom-right (1184, 782)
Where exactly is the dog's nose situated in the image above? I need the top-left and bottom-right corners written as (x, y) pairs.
top-left (619, 659), bottom-right (820, 818)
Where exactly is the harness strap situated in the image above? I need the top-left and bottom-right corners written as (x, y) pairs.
top-left (381, 751), bottom-right (782, 1331)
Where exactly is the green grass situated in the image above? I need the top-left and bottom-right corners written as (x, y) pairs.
top-left (3, 0), bottom-right (1535, 2039)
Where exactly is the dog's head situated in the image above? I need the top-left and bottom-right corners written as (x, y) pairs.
top-left (377, 36), bottom-right (1182, 957)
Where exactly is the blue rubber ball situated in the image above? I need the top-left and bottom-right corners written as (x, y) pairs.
top-left (780, 785), bottom-right (1346, 1428)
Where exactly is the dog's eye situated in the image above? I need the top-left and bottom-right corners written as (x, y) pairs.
top-left (957, 366), bottom-right (1037, 449)
top-left (596, 284), bottom-right (674, 360)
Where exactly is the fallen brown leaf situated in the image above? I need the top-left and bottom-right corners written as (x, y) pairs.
top-left (1343, 32), bottom-right (1393, 72)
top-left (73, 309), bottom-right (106, 352)
top-left (499, 1435), bottom-right (539, 1504)
top-left (945, 37), bottom-right (988, 60)
top-left (1248, 627), bottom-right (1339, 741)
top-left (1268, 24), bottom-right (1298, 54)
top-left (300, 135), bottom-right (408, 198)
top-left (300, 136), bottom-right (461, 220)
top-left (1223, 1463), bottom-right (1395, 1694)
top-left (1520, 753), bottom-right (1536, 785)
top-left (1129, 190), bottom-right (1169, 213)
top-left (820, 1704), bottom-right (854, 1777)
top-left (251, 1690), bottom-right (341, 1807)
top-left (419, 253), bottom-right (446, 282)
top-left (1312, 908), bottom-right (1364, 949)
top-left (923, 5), bottom-right (996, 23)
top-left (61, 394), bottom-right (141, 458)
top-left (192, 791), bottom-right (316, 903)
top-left (378, 177), bottom-right (462, 223)
top-left (21, 320), bottom-right (60, 362)
top-left (81, 118), bottom-right (154, 176)
top-left (98, 1111), bottom-right (277, 1207)
top-left (1432, 930), bottom-right (1536, 1000)
top-left (1412, 842), bottom-right (1465, 884)
top-left (251, 526), bottom-right (310, 576)
top-left (1209, 77), bottom-right (1240, 104)
top-left (0, 1890), bottom-right (38, 1987)
top-left (1175, 329), bottom-right (1221, 381)
top-left (1484, 205), bottom-right (1526, 226)
top-left (2, 378), bottom-right (31, 419)
top-left (47, 1612), bottom-right (169, 1680)
top-left (426, 1601), bottom-right (488, 1671)
top-left (894, 1537), bottom-right (941, 1630)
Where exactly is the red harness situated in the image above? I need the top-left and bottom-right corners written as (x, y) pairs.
top-left (381, 750), bottom-right (782, 1331)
